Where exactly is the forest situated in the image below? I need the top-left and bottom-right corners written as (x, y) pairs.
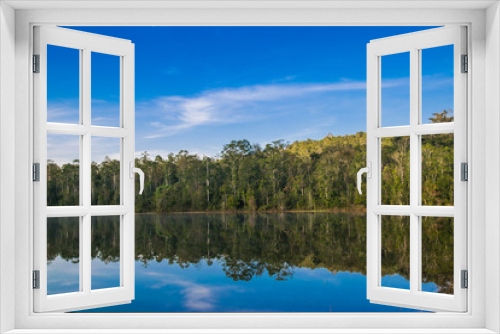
top-left (46, 110), bottom-right (454, 212)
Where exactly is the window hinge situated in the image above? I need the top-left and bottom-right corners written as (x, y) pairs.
top-left (33, 163), bottom-right (40, 182)
top-left (33, 54), bottom-right (40, 73)
top-left (461, 162), bottom-right (468, 182)
top-left (461, 54), bottom-right (468, 73)
top-left (33, 270), bottom-right (40, 289)
top-left (461, 270), bottom-right (468, 289)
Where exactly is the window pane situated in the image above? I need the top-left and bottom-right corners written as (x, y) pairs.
top-left (91, 52), bottom-right (120, 127)
top-left (91, 216), bottom-right (121, 290)
top-left (47, 45), bottom-right (80, 124)
top-left (47, 133), bottom-right (80, 206)
top-left (381, 215), bottom-right (410, 290)
top-left (421, 217), bottom-right (454, 294)
top-left (91, 137), bottom-right (121, 205)
top-left (381, 137), bottom-right (410, 205)
top-left (421, 45), bottom-right (454, 124)
top-left (381, 52), bottom-right (410, 127)
top-left (47, 217), bottom-right (80, 295)
top-left (421, 134), bottom-right (454, 206)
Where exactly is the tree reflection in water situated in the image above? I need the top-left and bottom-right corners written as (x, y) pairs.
top-left (47, 213), bottom-right (453, 294)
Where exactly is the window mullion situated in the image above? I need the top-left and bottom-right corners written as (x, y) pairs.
top-left (82, 48), bottom-right (92, 294)
top-left (78, 48), bottom-right (84, 293)
top-left (82, 214), bottom-right (91, 293)
top-left (409, 47), bottom-right (421, 294)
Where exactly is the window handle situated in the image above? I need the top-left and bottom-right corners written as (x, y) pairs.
top-left (129, 162), bottom-right (145, 195)
top-left (357, 162), bottom-right (371, 195)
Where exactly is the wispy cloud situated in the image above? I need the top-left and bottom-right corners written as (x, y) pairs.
top-left (140, 80), bottom-right (372, 139)
top-left (47, 99), bottom-right (79, 123)
top-left (421, 74), bottom-right (453, 91)
top-left (91, 137), bottom-right (121, 163)
top-left (47, 133), bottom-right (80, 165)
top-left (47, 98), bottom-right (120, 126)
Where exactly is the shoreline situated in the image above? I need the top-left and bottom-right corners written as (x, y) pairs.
top-left (137, 207), bottom-right (367, 215)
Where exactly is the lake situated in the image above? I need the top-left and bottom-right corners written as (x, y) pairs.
top-left (46, 212), bottom-right (451, 312)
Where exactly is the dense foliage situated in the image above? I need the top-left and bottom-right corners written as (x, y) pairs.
top-left (46, 110), bottom-right (454, 212)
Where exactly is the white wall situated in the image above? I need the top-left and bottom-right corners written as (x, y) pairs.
top-left (486, 2), bottom-right (500, 333)
top-left (0, 2), bottom-right (16, 333)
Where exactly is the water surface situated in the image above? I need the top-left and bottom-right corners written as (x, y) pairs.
top-left (47, 213), bottom-right (451, 312)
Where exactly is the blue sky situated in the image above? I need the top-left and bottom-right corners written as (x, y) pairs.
top-left (47, 26), bottom-right (453, 162)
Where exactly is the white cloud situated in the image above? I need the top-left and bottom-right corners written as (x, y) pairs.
top-left (91, 137), bottom-right (121, 163)
top-left (47, 99), bottom-right (79, 123)
top-left (47, 133), bottom-right (80, 165)
top-left (46, 129), bottom-right (120, 164)
top-left (140, 80), bottom-right (370, 139)
top-left (421, 74), bottom-right (453, 91)
top-left (47, 98), bottom-right (120, 125)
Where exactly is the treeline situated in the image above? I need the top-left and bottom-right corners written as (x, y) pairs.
top-left (47, 213), bottom-right (454, 294)
top-left (47, 110), bottom-right (454, 211)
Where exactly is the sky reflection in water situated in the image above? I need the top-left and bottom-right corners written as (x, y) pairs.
top-left (46, 213), bottom-right (446, 312)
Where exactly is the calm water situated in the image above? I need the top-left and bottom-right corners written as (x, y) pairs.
top-left (47, 213), bottom-right (450, 312)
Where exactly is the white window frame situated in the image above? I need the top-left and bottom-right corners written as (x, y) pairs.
top-left (366, 26), bottom-right (468, 312)
top-left (33, 26), bottom-right (136, 313)
top-left (1, 2), bottom-right (499, 333)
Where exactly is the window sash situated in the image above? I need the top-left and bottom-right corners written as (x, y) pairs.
top-left (366, 26), bottom-right (468, 312)
top-left (32, 26), bottom-right (136, 313)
